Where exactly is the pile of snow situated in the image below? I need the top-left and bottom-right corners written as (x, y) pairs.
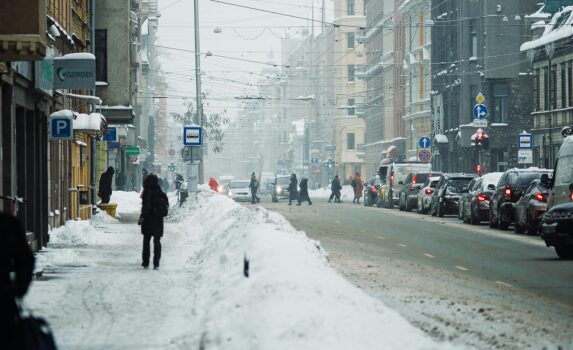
top-left (30, 188), bottom-right (453, 349)
top-left (309, 185), bottom-right (355, 200)
top-left (171, 191), bottom-right (452, 349)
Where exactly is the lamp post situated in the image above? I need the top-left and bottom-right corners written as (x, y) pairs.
top-left (194, 0), bottom-right (204, 184)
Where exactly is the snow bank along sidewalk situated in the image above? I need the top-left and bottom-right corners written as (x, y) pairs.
top-left (27, 189), bottom-right (455, 349)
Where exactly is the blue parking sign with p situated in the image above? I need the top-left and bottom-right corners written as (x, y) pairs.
top-left (49, 115), bottom-right (73, 140)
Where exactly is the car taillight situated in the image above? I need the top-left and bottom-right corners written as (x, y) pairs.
top-left (570, 193), bottom-right (573, 201)
top-left (425, 188), bottom-right (433, 195)
top-left (477, 193), bottom-right (489, 202)
top-left (390, 173), bottom-right (394, 184)
top-left (503, 187), bottom-right (512, 200)
top-left (371, 187), bottom-right (377, 193)
top-left (534, 192), bottom-right (545, 202)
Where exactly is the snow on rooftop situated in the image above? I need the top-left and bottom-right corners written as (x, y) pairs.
top-left (73, 112), bottom-right (105, 131)
top-left (521, 6), bottom-right (573, 52)
top-left (524, 5), bottom-right (552, 20)
top-left (28, 190), bottom-right (454, 349)
top-left (435, 134), bottom-right (448, 143)
top-left (54, 52), bottom-right (95, 60)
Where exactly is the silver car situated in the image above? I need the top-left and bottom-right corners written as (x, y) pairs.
top-left (226, 180), bottom-right (252, 202)
top-left (417, 176), bottom-right (441, 214)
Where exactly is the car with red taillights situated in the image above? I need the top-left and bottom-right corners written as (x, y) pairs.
top-left (459, 172), bottom-right (503, 224)
top-left (398, 172), bottom-right (442, 211)
top-left (416, 176), bottom-right (441, 214)
top-left (514, 179), bottom-right (551, 235)
top-left (489, 168), bottom-right (553, 230)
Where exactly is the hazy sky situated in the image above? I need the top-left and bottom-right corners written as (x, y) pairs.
top-left (156, 0), bottom-right (334, 118)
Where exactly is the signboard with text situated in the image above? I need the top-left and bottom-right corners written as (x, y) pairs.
top-left (183, 126), bottom-right (202, 146)
top-left (49, 112), bottom-right (73, 140)
top-left (53, 54), bottom-right (96, 89)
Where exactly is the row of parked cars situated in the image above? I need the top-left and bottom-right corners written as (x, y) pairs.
top-left (362, 135), bottom-right (573, 259)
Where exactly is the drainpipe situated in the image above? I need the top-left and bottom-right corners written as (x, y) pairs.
top-left (89, 0), bottom-right (97, 215)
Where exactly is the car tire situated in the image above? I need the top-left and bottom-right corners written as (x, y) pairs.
top-left (458, 204), bottom-right (464, 221)
top-left (498, 206), bottom-right (509, 230)
top-left (431, 202), bottom-right (437, 217)
top-left (489, 208), bottom-right (498, 228)
top-left (405, 199), bottom-right (412, 212)
top-left (376, 197), bottom-right (382, 208)
top-left (470, 204), bottom-right (480, 225)
top-left (399, 195), bottom-right (405, 211)
top-left (514, 219), bottom-right (525, 234)
top-left (555, 245), bottom-right (573, 259)
top-left (438, 203), bottom-right (444, 217)
top-left (526, 211), bottom-right (538, 235)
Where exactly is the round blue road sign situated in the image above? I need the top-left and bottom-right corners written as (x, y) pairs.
top-left (472, 104), bottom-right (488, 120)
top-left (418, 149), bottom-right (431, 163)
top-left (418, 136), bottom-right (431, 149)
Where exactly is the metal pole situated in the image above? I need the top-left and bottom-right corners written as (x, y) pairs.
top-left (194, 0), bottom-right (204, 184)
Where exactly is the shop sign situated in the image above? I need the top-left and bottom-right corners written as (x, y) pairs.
top-left (53, 54), bottom-right (96, 89)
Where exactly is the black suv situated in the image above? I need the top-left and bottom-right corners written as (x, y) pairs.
top-left (398, 172), bottom-right (441, 212)
top-left (431, 173), bottom-right (477, 217)
top-left (489, 168), bottom-right (553, 230)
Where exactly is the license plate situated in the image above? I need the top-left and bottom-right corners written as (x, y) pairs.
top-left (542, 223), bottom-right (557, 234)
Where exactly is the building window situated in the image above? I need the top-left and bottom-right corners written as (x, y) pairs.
top-left (347, 32), bottom-right (355, 49)
top-left (561, 64), bottom-right (567, 108)
top-left (348, 64), bottom-right (355, 82)
top-left (348, 0), bottom-right (355, 15)
top-left (567, 63), bottom-right (573, 107)
top-left (347, 133), bottom-right (355, 150)
top-left (550, 65), bottom-right (557, 110)
top-left (95, 29), bottom-right (107, 82)
top-left (469, 20), bottom-right (477, 58)
top-left (535, 69), bottom-right (540, 111)
top-left (493, 84), bottom-right (509, 123)
top-left (348, 98), bottom-right (355, 115)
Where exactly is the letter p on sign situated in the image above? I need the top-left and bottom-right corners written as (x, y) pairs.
top-left (49, 115), bottom-right (73, 140)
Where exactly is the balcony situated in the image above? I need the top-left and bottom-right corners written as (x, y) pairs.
top-left (0, 0), bottom-right (47, 61)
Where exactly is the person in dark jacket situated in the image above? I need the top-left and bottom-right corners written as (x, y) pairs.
top-left (328, 175), bottom-right (342, 203)
top-left (297, 178), bottom-right (312, 206)
top-left (288, 173), bottom-right (298, 205)
top-left (0, 213), bottom-right (34, 348)
top-left (98, 167), bottom-right (114, 204)
top-left (249, 172), bottom-right (259, 204)
top-left (138, 174), bottom-right (169, 270)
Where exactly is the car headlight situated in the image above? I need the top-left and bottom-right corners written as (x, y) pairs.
top-left (217, 185), bottom-right (224, 193)
top-left (276, 186), bottom-right (283, 193)
top-left (228, 191), bottom-right (233, 196)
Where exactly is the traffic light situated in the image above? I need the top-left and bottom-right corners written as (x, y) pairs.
top-left (475, 129), bottom-right (489, 149)
top-left (325, 159), bottom-right (335, 168)
top-left (475, 164), bottom-right (482, 175)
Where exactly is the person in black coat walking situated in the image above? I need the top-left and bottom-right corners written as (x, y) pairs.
top-left (0, 213), bottom-right (34, 348)
top-left (249, 172), bottom-right (259, 204)
top-left (98, 166), bottom-right (114, 204)
top-left (138, 174), bottom-right (169, 270)
top-left (288, 173), bottom-right (298, 205)
top-left (297, 178), bottom-right (312, 206)
top-left (328, 175), bottom-right (342, 203)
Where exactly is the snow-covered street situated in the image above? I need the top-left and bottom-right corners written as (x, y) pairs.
top-left (26, 189), bottom-right (453, 349)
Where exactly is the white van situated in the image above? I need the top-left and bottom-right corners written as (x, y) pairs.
top-left (540, 129), bottom-right (573, 259)
top-left (379, 162), bottom-right (432, 208)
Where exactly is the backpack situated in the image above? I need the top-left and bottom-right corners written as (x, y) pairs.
top-left (152, 191), bottom-right (169, 218)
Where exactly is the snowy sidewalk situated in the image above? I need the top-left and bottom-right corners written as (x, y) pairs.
top-left (27, 189), bottom-right (456, 350)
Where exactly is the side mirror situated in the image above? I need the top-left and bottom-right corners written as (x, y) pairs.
top-left (414, 184), bottom-right (423, 189)
top-left (398, 181), bottom-right (404, 185)
top-left (487, 184), bottom-right (496, 190)
top-left (540, 174), bottom-right (551, 188)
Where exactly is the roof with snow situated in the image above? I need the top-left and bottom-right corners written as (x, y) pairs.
top-left (521, 6), bottom-right (573, 52)
top-left (73, 112), bottom-right (106, 133)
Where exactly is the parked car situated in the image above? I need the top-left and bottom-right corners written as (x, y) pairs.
top-left (489, 168), bottom-right (553, 230)
top-left (363, 174), bottom-right (383, 207)
top-left (417, 176), bottom-right (441, 214)
top-left (514, 179), bottom-right (551, 235)
top-left (459, 172), bottom-right (503, 225)
top-left (378, 162), bottom-right (432, 208)
top-left (540, 132), bottom-right (573, 259)
top-left (458, 177), bottom-right (480, 220)
top-left (226, 180), bottom-right (251, 202)
top-left (398, 172), bottom-right (442, 211)
top-left (271, 175), bottom-right (291, 202)
top-left (431, 173), bottom-right (477, 217)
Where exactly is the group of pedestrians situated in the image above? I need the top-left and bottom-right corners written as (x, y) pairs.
top-left (286, 173), bottom-right (312, 206)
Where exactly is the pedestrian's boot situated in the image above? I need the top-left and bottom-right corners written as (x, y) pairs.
top-left (328, 199), bottom-right (331, 203)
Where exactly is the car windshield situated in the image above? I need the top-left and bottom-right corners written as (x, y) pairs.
top-left (507, 172), bottom-right (550, 187)
top-left (276, 177), bottom-right (290, 185)
top-left (229, 181), bottom-right (250, 189)
top-left (429, 180), bottom-right (439, 188)
top-left (447, 178), bottom-right (473, 191)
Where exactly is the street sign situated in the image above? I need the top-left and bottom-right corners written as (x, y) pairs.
top-left (418, 136), bottom-right (431, 149)
top-left (311, 157), bottom-right (319, 165)
top-left (473, 119), bottom-right (488, 128)
top-left (418, 149), bottom-right (431, 163)
top-left (311, 164), bottom-right (320, 173)
top-left (518, 132), bottom-right (533, 149)
top-left (102, 127), bottom-right (117, 142)
top-left (183, 126), bottom-right (202, 146)
top-left (324, 145), bottom-right (335, 151)
top-left (518, 149), bottom-right (533, 164)
top-left (125, 146), bottom-right (140, 156)
top-left (472, 104), bottom-right (488, 120)
top-left (168, 149), bottom-right (176, 156)
top-left (49, 111), bottom-right (73, 140)
top-left (475, 92), bottom-right (485, 104)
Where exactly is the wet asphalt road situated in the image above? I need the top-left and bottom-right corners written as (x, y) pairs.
top-left (258, 198), bottom-right (573, 324)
